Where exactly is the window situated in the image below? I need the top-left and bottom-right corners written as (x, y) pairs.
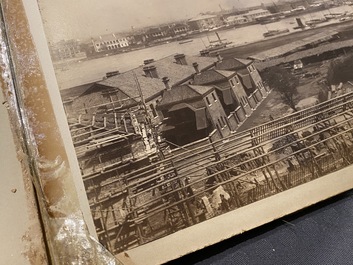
top-left (230, 79), bottom-right (234, 87)
top-left (216, 123), bottom-right (221, 133)
top-left (150, 104), bottom-right (158, 118)
top-left (221, 116), bottom-right (227, 128)
top-left (218, 118), bottom-right (223, 127)
top-left (206, 97), bottom-right (211, 105)
top-left (212, 93), bottom-right (217, 101)
top-left (235, 76), bottom-right (239, 84)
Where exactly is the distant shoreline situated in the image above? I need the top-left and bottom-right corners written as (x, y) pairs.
top-left (218, 19), bottom-right (353, 59)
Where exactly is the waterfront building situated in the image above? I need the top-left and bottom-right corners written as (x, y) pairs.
top-left (171, 23), bottom-right (190, 35)
top-left (225, 15), bottom-right (248, 25)
top-left (188, 14), bottom-right (224, 31)
top-left (243, 9), bottom-right (271, 22)
top-left (92, 34), bottom-right (129, 53)
top-left (145, 26), bottom-right (171, 41)
top-left (49, 39), bottom-right (84, 61)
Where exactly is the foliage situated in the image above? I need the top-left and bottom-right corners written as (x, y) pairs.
top-left (327, 54), bottom-right (353, 86)
top-left (263, 66), bottom-right (299, 111)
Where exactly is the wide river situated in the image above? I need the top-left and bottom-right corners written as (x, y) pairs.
top-left (55, 5), bottom-right (353, 90)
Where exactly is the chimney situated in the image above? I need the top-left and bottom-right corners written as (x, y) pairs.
top-left (216, 52), bottom-right (222, 62)
top-left (162, 77), bottom-right (171, 90)
top-left (174, 54), bottom-right (187, 65)
top-left (192, 62), bottom-right (200, 74)
top-left (200, 50), bottom-right (210, 57)
top-left (144, 59), bottom-right (155, 65)
top-left (143, 65), bottom-right (158, 78)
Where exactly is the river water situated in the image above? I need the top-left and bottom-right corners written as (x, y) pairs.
top-left (55, 5), bottom-right (353, 90)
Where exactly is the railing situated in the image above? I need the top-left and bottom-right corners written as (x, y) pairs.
top-left (84, 91), bottom-right (353, 253)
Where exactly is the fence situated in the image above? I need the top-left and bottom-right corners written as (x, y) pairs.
top-left (85, 91), bottom-right (353, 254)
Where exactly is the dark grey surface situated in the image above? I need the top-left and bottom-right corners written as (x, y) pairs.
top-left (167, 189), bottom-right (353, 265)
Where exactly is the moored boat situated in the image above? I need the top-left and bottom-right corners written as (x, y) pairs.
top-left (263, 28), bottom-right (290, 38)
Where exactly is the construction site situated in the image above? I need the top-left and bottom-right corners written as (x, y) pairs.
top-left (61, 20), bottom-right (353, 255)
top-left (68, 89), bottom-right (353, 254)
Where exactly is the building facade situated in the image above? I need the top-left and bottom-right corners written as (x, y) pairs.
top-left (188, 14), bottom-right (224, 31)
top-left (49, 39), bottom-right (83, 61)
top-left (243, 9), bottom-right (271, 22)
top-left (225, 15), bottom-right (248, 25)
top-left (92, 34), bottom-right (129, 52)
top-left (157, 84), bottom-right (232, 146)
top-left (193, 69), bottom-right (249, 115)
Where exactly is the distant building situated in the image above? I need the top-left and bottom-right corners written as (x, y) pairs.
top-left (49, 39), bottom-right (84, 61)
top-left (243, 9), bottom-right (271, 22)
top-left (188, 14), bottom-right (224, 31)
top-left (266, 0), bottom-right (314, 13)
top-left (126, 33), bottom-right (147, 46)
top-left (92, 34), bottom-right (129, 53)
top-left (225, 15), bottom-right (248, 25)
top-left (171, 23), bottom-right (190, 35)
top-left (145, 26), bottom-right (173, 42)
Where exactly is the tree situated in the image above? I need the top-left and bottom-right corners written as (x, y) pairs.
top-left (327, 54), bottom-right (353, 86)
top-left (263, 66), bottom-right (299, 111)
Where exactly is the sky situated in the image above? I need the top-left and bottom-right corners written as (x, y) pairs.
top-left (38, 0), bottom-right (272, 43)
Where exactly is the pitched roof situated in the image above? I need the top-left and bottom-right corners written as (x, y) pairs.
top-left (96, 70), bottom-right (165, 100)
top-left (86, 54), bottom-right (217, 101)
top-left (216, 58), bottom-right (253, 71)
top-left (216, 70), bottom-right (236, 78)
top-left (237, 72), bottom-right (253, 90)
top-left (60, 82), bottom-right (95, 100)
top-left (235, 58), bottom-right (253, 66)
top-left (158, 84), bottom-right (213, 107)
top-left (189, 85), bottom-right (214, 95)
top-left (193, 69), bottom-right (236, 85)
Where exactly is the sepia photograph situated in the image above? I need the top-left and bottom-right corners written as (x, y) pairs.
top-left (34, 0), bottom-right (353, 262)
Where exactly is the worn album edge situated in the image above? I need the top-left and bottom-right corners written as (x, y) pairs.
top-left (0, 0), bottom-right (132, 264)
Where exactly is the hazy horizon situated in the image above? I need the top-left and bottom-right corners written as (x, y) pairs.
top-left (38, 0), bottom-right (274, 43)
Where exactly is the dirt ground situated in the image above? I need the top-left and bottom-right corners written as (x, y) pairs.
top-left (238, 60), bottom-right (332, 132)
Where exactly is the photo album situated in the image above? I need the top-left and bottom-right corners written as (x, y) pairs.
top-left (2, 0), bottom-right (353, 264)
